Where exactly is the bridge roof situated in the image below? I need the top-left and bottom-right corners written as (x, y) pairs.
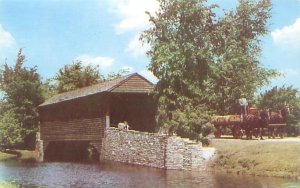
top-left (39, 73), bottom-right (154, 107)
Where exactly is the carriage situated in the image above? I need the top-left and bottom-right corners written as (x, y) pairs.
top-left (211, 115), bottom-right (243, 139)
top-left (212, 107), bottom-right (289, 139)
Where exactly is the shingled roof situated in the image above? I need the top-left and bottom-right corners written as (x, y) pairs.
top-left (39, 73), bottom-right (154, 107)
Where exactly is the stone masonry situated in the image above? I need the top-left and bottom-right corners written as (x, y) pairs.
top-left (100, 127), bottom-right (205, 170)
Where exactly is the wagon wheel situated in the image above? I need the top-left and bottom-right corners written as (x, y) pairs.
top-left (233, 125), bottom-right (243, 139)
top-left (214, 128), bottom-right (222, 138)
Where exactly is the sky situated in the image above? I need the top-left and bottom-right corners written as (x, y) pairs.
top-left (0, 0), bottom-right (299, 91)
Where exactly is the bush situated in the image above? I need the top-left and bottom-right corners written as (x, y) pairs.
top-left (167, 104), bottom-right (213, 140)
top-left (201, 122), bottom-right (214, 137)
top-left (200, 136), bottom-right (210, 146)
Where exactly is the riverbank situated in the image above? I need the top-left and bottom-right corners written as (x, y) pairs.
top-left (208, 137), bottom-right (300, 178)
top-left (0, 150), bottom-right (36, 161)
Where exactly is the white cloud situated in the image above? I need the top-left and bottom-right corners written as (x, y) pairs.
top-left (75, 55), bottom-right (114, 68)
top-left (281, 69), bottom-right (300, 76)
top-left (109, 0), bottom-right (158, 57)
top-left (126, 34), bottom-right (150, 57)
top-left (0, 24), bottom-right (16, 59)
top-left (112, 0), bottom-right (159, 34)
top-left (271, 18), bottom-right (300, 51)
top-left (139, 69), bottom-right (158, 83)
top-left (121, 65), bottom-right (134, 72)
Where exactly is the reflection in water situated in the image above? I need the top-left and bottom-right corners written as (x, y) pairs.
top-left (0, 160), bottom-right (299, 188)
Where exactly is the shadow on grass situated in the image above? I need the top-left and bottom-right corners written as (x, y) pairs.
top-left (1, 149), bottom-right (21, 157)
top-left (0, 149), bottom-right (36, 162)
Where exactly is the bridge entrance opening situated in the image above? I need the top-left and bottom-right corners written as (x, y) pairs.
top-left (44, 141), bottom-right (99, 162)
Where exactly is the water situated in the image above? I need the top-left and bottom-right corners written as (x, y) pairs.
top-left (0, 160), bottom-right (299, 188)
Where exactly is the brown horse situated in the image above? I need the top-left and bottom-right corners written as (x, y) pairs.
top-left (242, 111), bottom-right (260, 139)
top-left (242, 108), bottom-right (269, 140)
top-left (243, 106), bottom-right (290, 139)
top-left (268, 107), bottom-right (289, 138)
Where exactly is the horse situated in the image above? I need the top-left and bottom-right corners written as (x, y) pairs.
top-left (242, 113), bottom-right (261, 139)
top-left (242, 108), bottom-right (269, 140)
top-left (268, 106), bottom-right (289, 138)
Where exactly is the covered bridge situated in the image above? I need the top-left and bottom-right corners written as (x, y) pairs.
top-left (37, 73), bottom-right (156, 161)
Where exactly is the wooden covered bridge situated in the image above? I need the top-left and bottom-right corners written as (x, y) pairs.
top-left (36, 73), bottom-right (156, 161)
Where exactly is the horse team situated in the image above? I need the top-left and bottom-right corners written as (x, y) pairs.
top-left (212, 107), bottom-right (290, 139)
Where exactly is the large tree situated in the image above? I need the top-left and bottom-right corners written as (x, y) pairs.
top-left (207, 0), bottom-right (278, 114)
top-left (142, 0), bottom-right (218, 138)
top-left (0, 49), bottom-right (44, 148)
top-left (142, 0), bottom-right (277, 138)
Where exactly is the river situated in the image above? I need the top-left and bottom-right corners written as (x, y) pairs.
top-left (0, 160), bottom-right (299, 188)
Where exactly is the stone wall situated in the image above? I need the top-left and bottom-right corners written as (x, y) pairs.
top-left (100, 128), bottom-right (166, 168)
top-left (100, 127), bottom-right (204, 170)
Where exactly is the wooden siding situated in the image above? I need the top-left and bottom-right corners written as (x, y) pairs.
top-left (40, 118), bottom-right (105, 142)
top-left (111, 74), bottom-right (154, 93)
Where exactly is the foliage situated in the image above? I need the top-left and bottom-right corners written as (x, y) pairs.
top-left (161, 104), bottom-right (213, 140)
top-left (142, 0), bottom-right (277, 139)
top-left (54, 61), bottom-right (103, 93)
top-left (0, 109), bottom-right (23, 148)
top-left (53, 61), bottom-right (130, 94)
top-left (257, 86), bottom-right (300, 136)
top-left (206, 0), bottom-right (278, 114)
top-left (0, 49), bottom-right (44, 148)
top-left (142, 0), bottom-right (218, 138)
top-left (106, 69), bottom-right (130, 81)
top-left (41, 79), bottom-right (57, 100)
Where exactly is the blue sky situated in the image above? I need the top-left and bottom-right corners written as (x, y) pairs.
top-left (0, 0), bottom-right (299, 91)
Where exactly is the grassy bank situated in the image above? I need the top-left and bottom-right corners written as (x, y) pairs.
top-left (0, 150), bottom-right (36, 161)
top-left (0, 182), bottom-right (17, 188)
top-left (209, 138), bottom-right (300, 178)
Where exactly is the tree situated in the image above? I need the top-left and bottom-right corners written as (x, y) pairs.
top-left (0, 110), bottom-right (23, 149)
top-left (257, 86), bottom-right (300, 136)
top-left (53, 61), bottom-right (130, 94)
top-left (0, 49), bottom-right (44, 148)
top-left (106, 69), bottom-right (130, 81)
top-left (41, 79), bottom-right (57, 100)
top-left (54, 61), bottom-right (103, 93)
top-left (142, 0), bottom-right (218, 138)
top-left (142, 0), bottom-right (277, 139)
top-left (206, 0), bottom-right (278, 115)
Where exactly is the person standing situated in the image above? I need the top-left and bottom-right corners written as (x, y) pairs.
top-left (238, 94), bottom-right (248, 122)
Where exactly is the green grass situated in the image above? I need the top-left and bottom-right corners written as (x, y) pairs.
top-left (209, 139), bottom-right (300, 178)
top-left (0, 182), bottom-right (17, 188)
top-left (0, 150), bottom-right (36, 161)
top-left (0, 152), bottom-right (15, 161)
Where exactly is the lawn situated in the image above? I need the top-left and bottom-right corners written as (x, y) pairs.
top-left (209, 138), bottom-right (300, 178)
top-left (0, 150), bottom-right (36, 161)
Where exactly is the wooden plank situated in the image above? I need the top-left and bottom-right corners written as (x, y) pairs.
top-left (111, 74), bottom-right (154, 93)
top-left (40, 117), bottom-right (106, 141)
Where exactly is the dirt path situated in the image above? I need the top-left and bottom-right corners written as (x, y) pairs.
top-left (210, 135), bottom-right (300, 143)
top-left (261, 137), bottom-right (300, 142)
